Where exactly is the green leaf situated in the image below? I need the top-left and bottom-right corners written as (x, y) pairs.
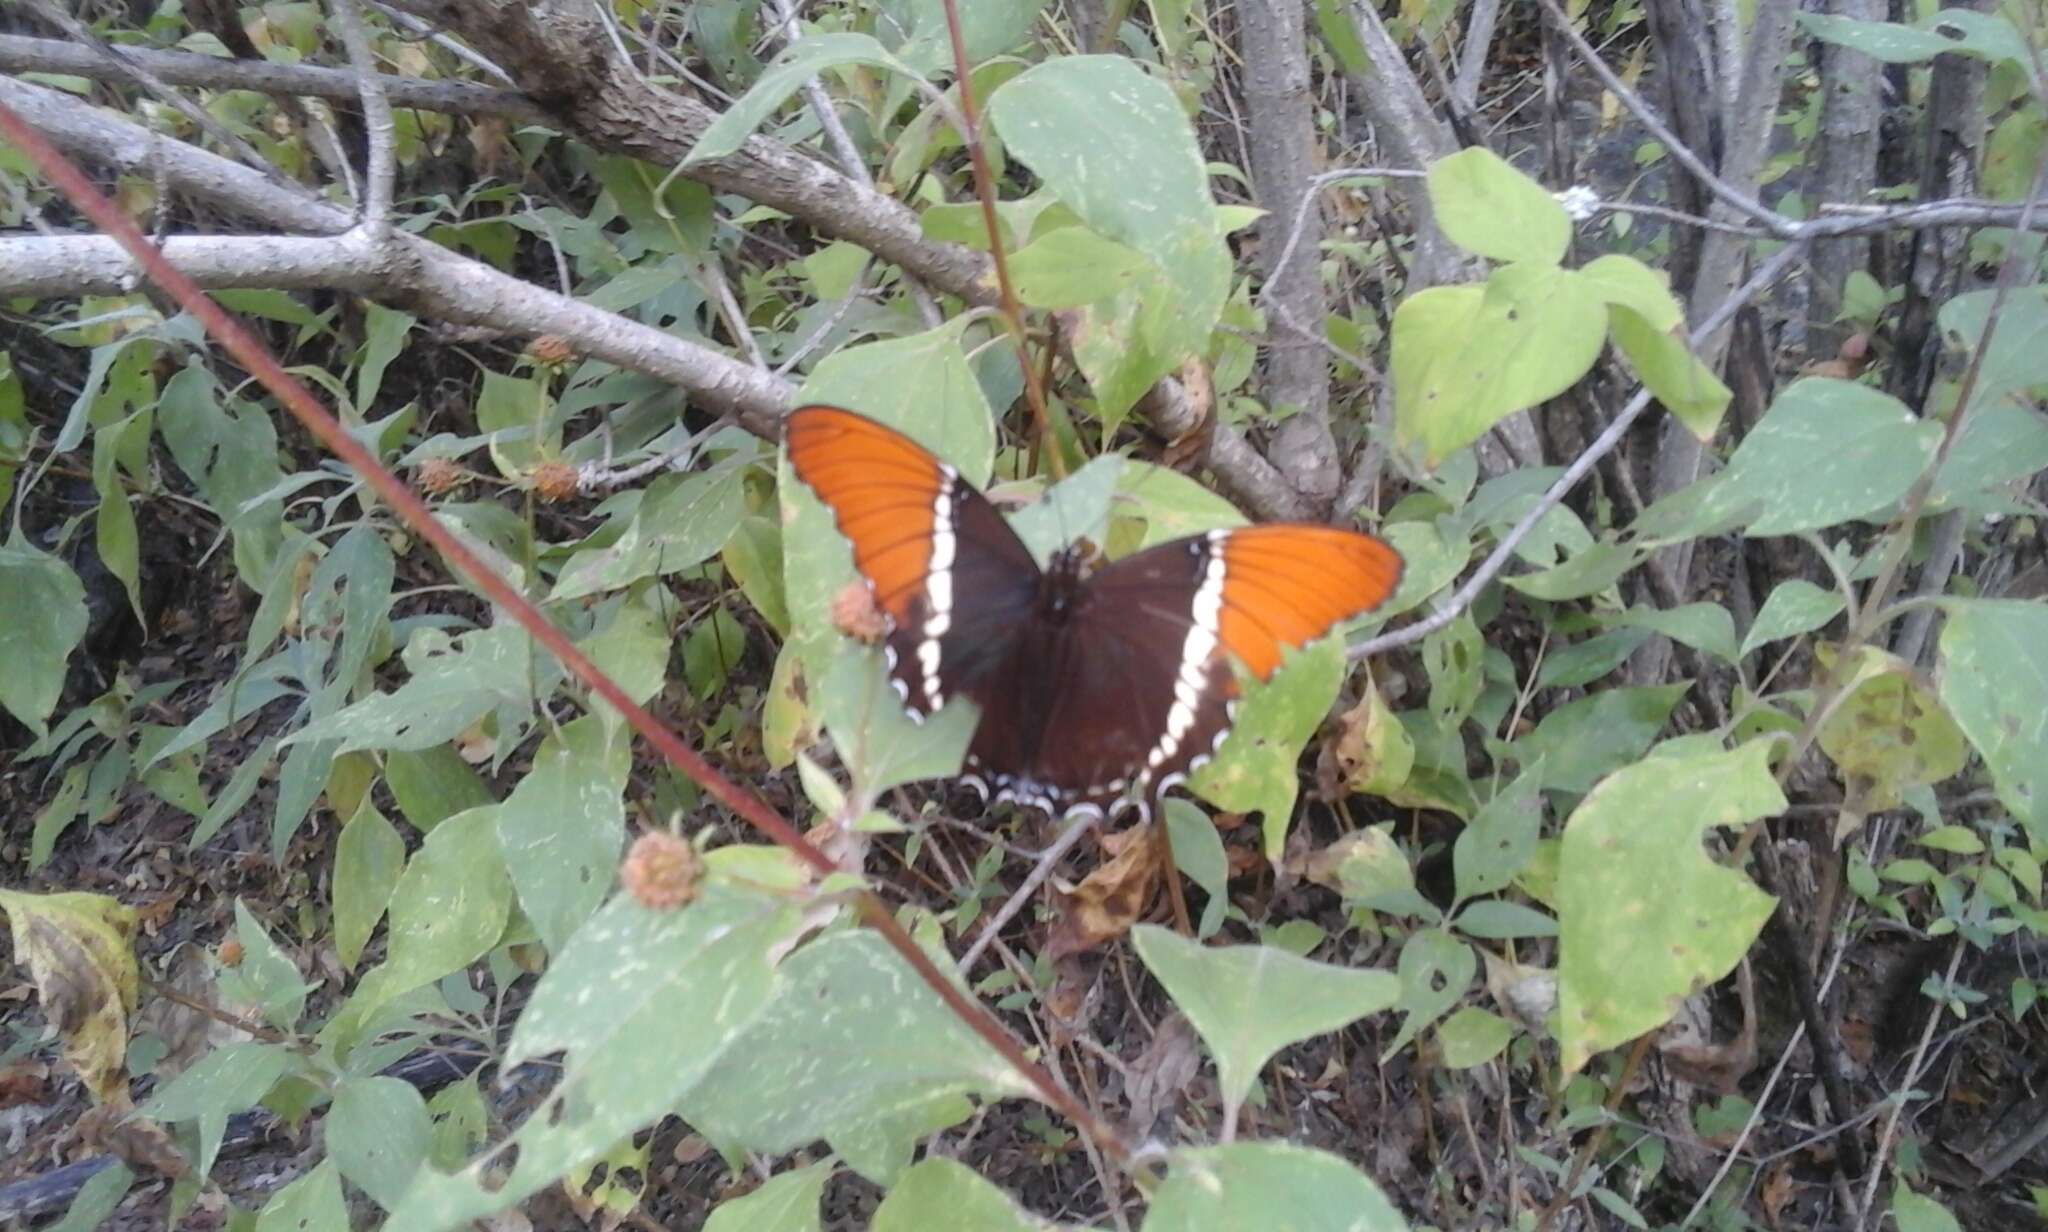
top-left (1798, 8), bottom-right (2030, 67)
top-left (90, 408), bottom-right (150, 625)
top-left (1454, 764), bottom-right (1545, 903)
top-left (1426, 147), bottom-right (1570, 265)
top-left (1145, 1142), bottom-right (1409, 1231)
top-left (1375, 520), bottom-right (1469, 619)
top-left (1939, 600), bottom-right (2048, 843)
top-left (1608, 305), bottom-right (1732, 439)
top-left (1929, 404), bottom-right (2048, 514)
top-left (0, 537), bottom-right (88, 735)
top-left (884, 0), bottom-right (1048, 74)
top-left (383, 806), bottom-right (510, 987)
top-left (1113, 459), bottom-right (1247, 547)
top-left (1393, 265), bottom-right (1607, 467)
top-left (678, 931), bottom-right (1034, 1183)
top-left (551, 461), bottom-right (747, 600)
top-left (384, 745), bottom-right (494, 831)
top-left (819, 649), bottom-right (977, 801)
top-left (329, 1076), bottom-right (432, 1210)
top-left (337, 798), bottom-right (405, 970)
top-left (1613, 602), bottom-right (1739, 665)
top-left (1008, 226), bottom-right (1158, 309)
top-left (497, 717), bottom-right (628, 952)
top-left (986, 57), bottom-right (1230, 416)
top-left (257, 1161), bottom-right (349, 1232)
top-left (1537, 628), bottom-right (1649, 690)
top-left (1164, 798), bottom-right (1230, 939)
top-left (1188, 636), bottom-right (1346, 860)
top-left (704, 1160), bottom-right (832, 1232)
top-left (1386, 927), bottom-right (1475, 1053)
top-left (1008, 454), bottom-right (1125, 565)
top-left (1889, 1182), bottom-right (1964, 1232)
top-left (1515, 683), bottom-right (1690, 795)
top-left (581, 592), bottom-right (673, 736)
top-left (1741, 579), bottom-right (1845, 656)
top-left (143, 1042), bottom-right (291, 1177)
top-left (1556, 743), bottom-right (1780, 1072)
top-left (387, 889), bottom-right (795, 1231)
top-left (1699, 379), bottom-right (1942, 535)
top-left (872, 1159), bottom-right (1043, 1232)
top-left (287, 625), bottom-right (539, 754)
top-left (45, 1161), bottom-right (133, 1232)
top-left (333, 806), bottom-right (512, 1049)
top-left (1437, 1006), bottom-right (1513, 1068)
top-left (1507, 539), bottom-right (1641, 602)
top-left (224, 899), bottom-right (308, 1031)
top-left (1452, 900), bottom-right (1558, 939)
top-left (1817, 648), bottom-right (1968, 813)
top-left (357, 304), bottom-right (414, 415)
top-left (1132, 925), bottom-right (1398, 1114)
top-left (685, 35), bottom-right (921, 167)
top-left (157, 363), bottom-right (287, 586)
top-left (1576, 254), bottom-right (1682, 329)
top-left (29, 763), bottom-right (89, 871)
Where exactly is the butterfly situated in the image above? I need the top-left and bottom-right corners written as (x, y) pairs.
top-left (785, 406), bottom-right (1404, 823)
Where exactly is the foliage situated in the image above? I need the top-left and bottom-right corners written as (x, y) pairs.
top-left (1, 0), bottom-right (2044, 1229)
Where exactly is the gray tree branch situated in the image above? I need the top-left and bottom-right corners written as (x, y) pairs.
top-left (1240, 0), bottom-right (1340, 510)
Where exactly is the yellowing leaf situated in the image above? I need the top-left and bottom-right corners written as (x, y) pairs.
top-left (0, 890), bottom-right (139, 1104)
top-left (1816, 647), bottom-right (1967, 816)
top-left (1556, 743), bottom-right (1780, 1073)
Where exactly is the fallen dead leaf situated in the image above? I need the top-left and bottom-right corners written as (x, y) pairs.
top-left (1044, 824), bottom-right (1165, 961)
top-left (0, 890), bottom-right (140, 1105)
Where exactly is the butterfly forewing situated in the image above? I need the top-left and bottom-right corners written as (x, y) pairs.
top-left (785, 406), bottom-right (1040, 718)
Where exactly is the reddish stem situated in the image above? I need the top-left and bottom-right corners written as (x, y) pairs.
top-left (0, 98), bottom-right (1126, 1165)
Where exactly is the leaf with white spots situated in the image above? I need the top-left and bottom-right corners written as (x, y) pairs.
top-left (1132, 925), bottom-right (1398, 1116)
top-left (1008, 454), bottom-right (1124, 566)
top-left (703, 1160), bottom-right (833, 1232)
top-left (1189, 636), bottom-right (1346, 860)
top-left (1555, 743), bottom-right (1780, 1073)
top-left (1143, 1142), bottom-right (1410, 1232)
top-left (384, 888), bottom-right (797, 1232)
top-left (1695, 378), bottom-right (1942, 535)
top-left (986, 57), bottom-right (1231, 417)
top-left (872, 1159), bottom-right (1056, 1231)
top-left (820, 647), bottom-right (975, 800)
top-left (496, 716), bottom-right (629, 952)
top-left (1938, 599), bottom-right (2048, 844)
top-left (678, 931), bottom-right (1035, 1183)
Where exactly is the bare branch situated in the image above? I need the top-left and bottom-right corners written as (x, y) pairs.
top-left (15, 3), bottom-right (288, 189)
top-left (1241, 0), bottom-right (1339, 508)
top-left (332, 0), bottom-right (397, 232)
top-left (0, 33), bottom-right (549, 123)
top-left (0, 77), bottom-right (788, 430)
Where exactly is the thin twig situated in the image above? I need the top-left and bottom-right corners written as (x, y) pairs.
top-left (958, 814), bottom-right (1102, 972)
top-left (1533, 0), bottom-right (1790, 236)
top-left (937, 0), bottom-right (1059, 468)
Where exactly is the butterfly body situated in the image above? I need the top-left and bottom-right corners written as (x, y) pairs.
top-left (787, 406), bottom-right (1402, 823)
